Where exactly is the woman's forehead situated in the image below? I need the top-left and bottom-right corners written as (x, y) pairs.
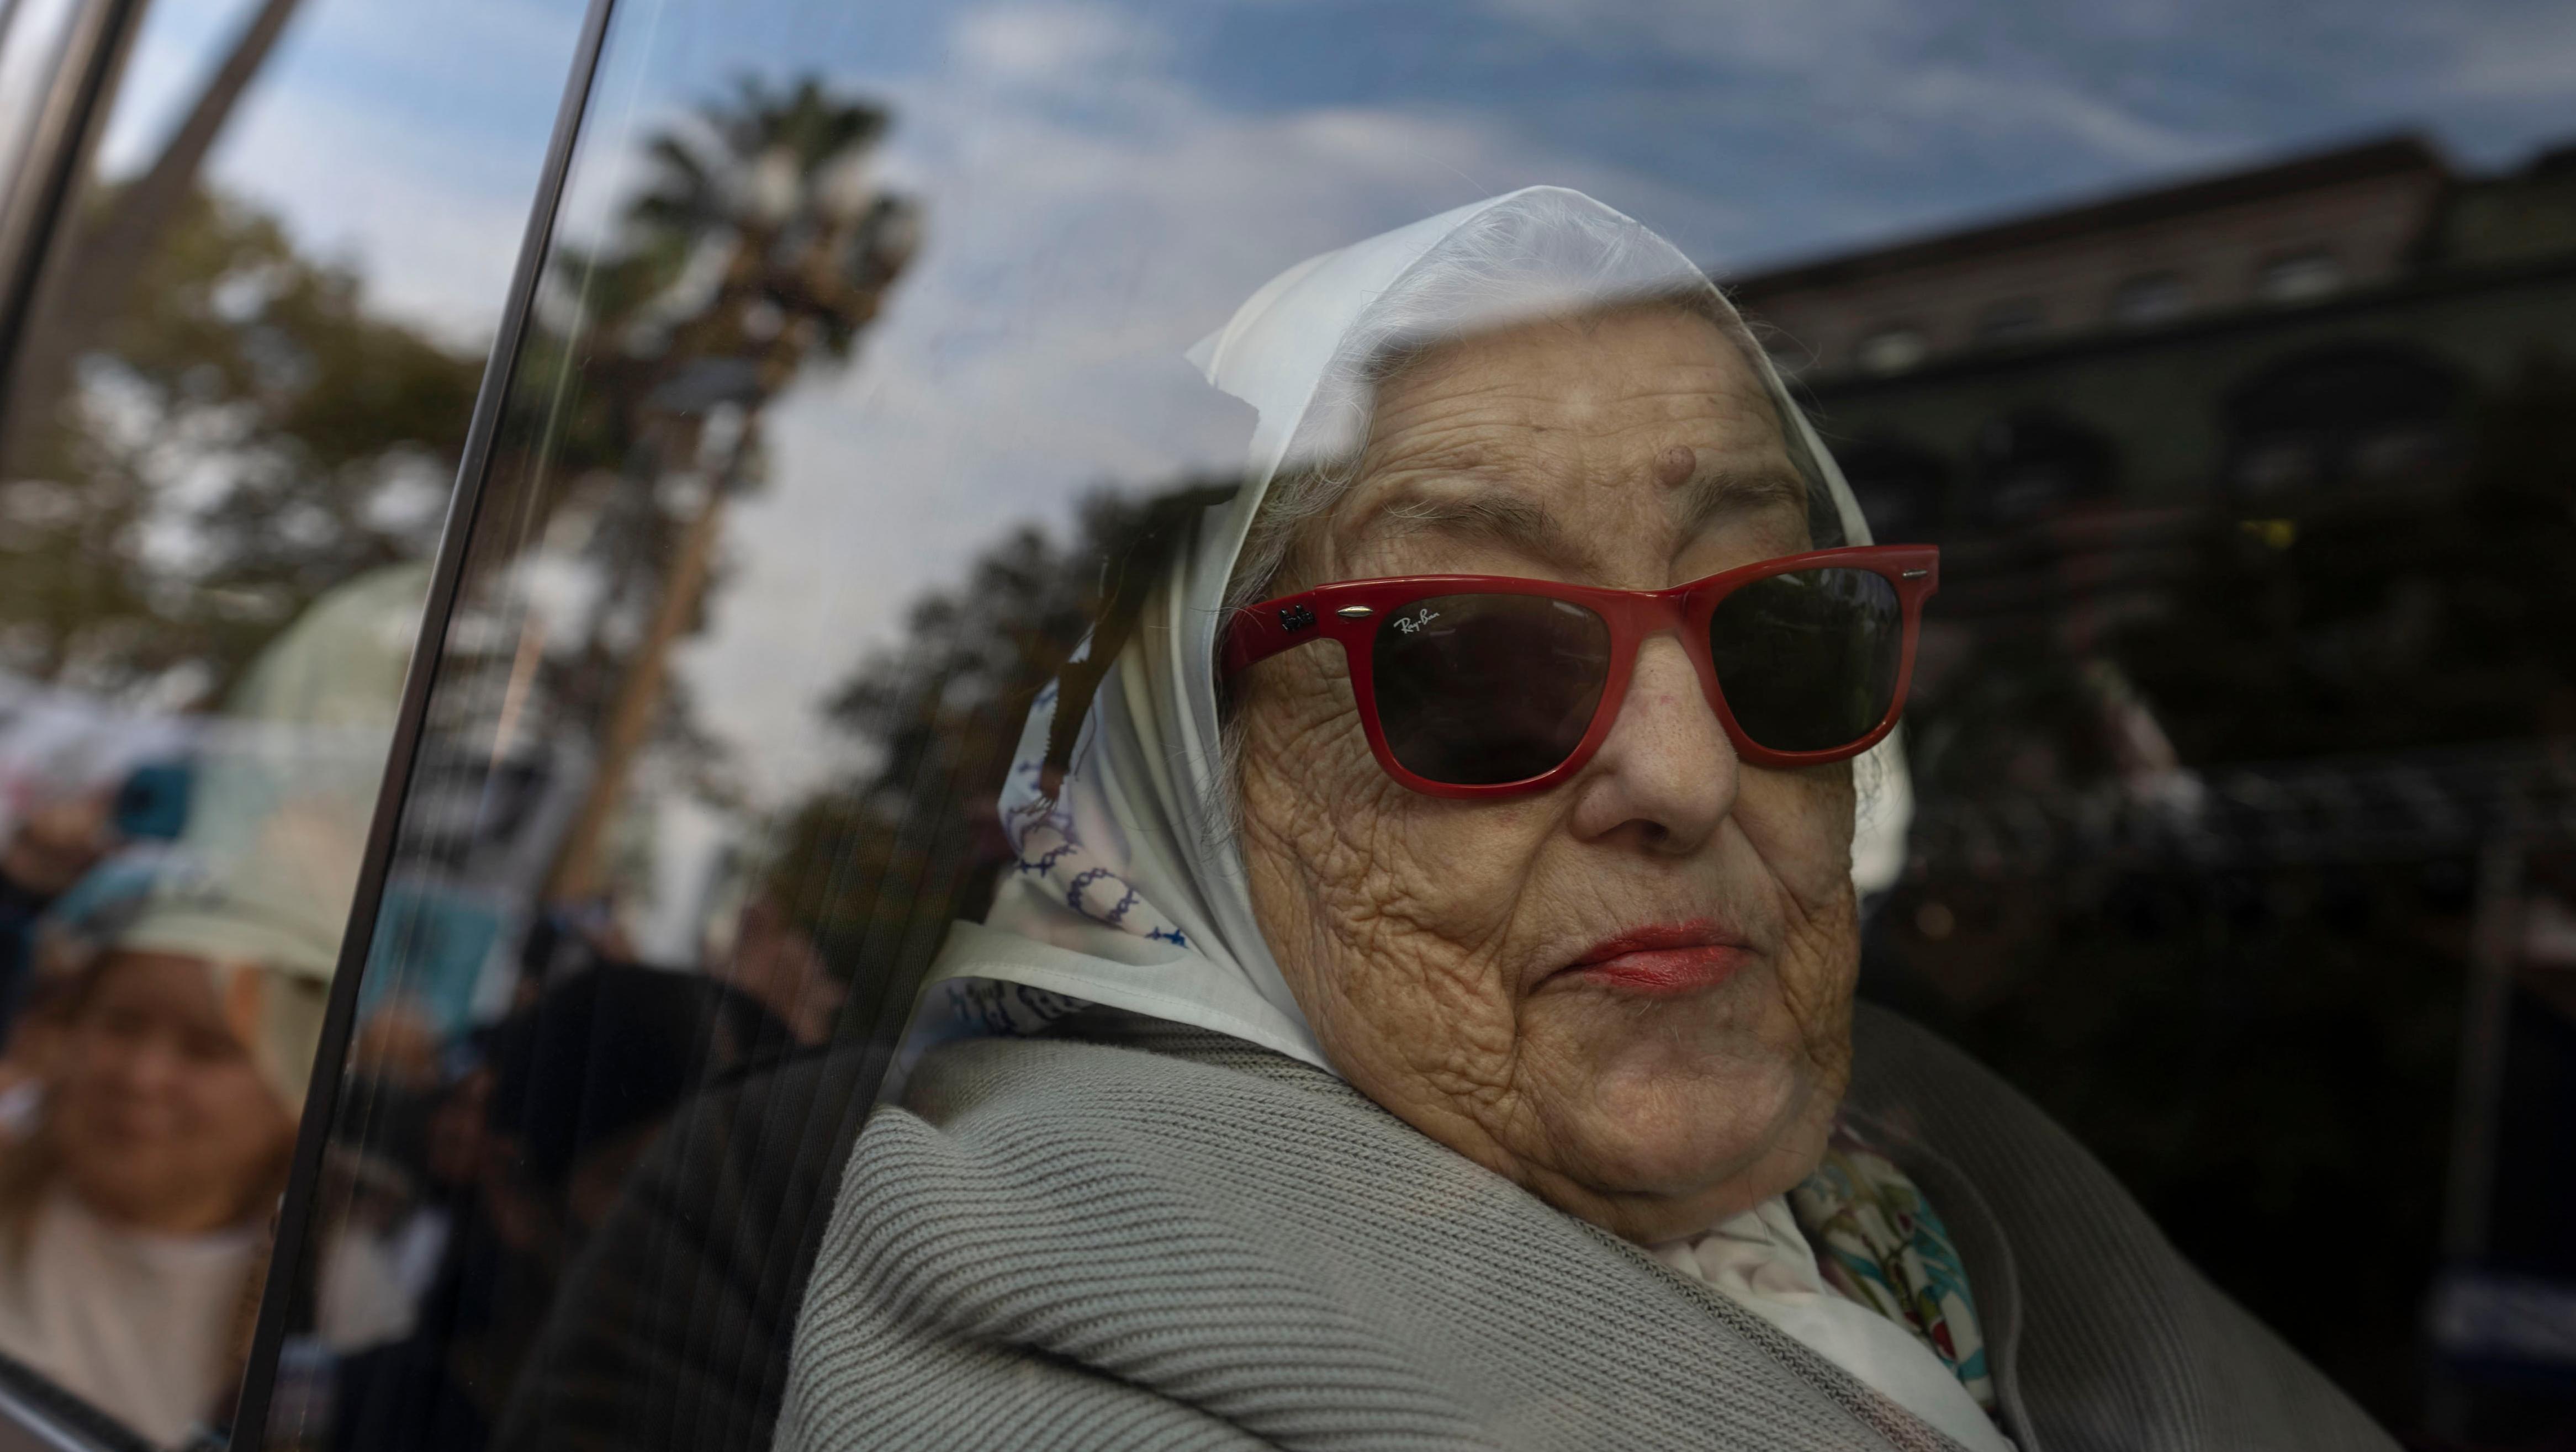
top-left (1339, 305), bottom-right (1803, 572)
top-left (88, 951), bottom-right (226, 1018)
top-left (1379, 301), bottom-right (1759, 401)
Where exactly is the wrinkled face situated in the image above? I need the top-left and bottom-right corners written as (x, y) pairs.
top-left (54, 951), bottom-right (295, 1232)
top-left (1234, 304), bottom-right (1859, 1243)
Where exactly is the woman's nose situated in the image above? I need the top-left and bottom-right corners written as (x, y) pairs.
top-left (1567, 631), bottom-right (1739, 852)
top-left (104, 1037), bottom-right (186, 1099)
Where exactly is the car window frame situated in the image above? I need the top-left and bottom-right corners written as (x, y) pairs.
top-left (220, 0), bottom-right (622, 1444)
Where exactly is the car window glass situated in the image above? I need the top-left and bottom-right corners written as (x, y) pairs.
top-left (0, 0), bottom-right (581, 1443)
top-left (239, 6), bottom-right (2576, 1452)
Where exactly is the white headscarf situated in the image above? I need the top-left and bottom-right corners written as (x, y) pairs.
top-left (903, 186), bottom-right (1908, 1075)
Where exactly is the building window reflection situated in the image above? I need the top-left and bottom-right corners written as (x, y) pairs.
top-left (1973, 298), bottom-right (2046, 345)
top-left (2255, 247), bottom-right (2346, 303)
top-left (1855, 325), bottom-right (1930, 374)
top-left (2109, 270), bottom-right (2191, 325)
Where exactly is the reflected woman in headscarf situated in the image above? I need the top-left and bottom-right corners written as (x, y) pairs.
top-left (777, 189), bottom-right (2392, 1451)
top-left (0, 860), bottom-right (312, 1448)
top-left (0, 564), bottom-right (422, 1447)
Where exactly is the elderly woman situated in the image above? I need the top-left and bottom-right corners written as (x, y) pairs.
top-left (776, 190), bottom-right (2390, 1451)
top-left (0, 865), bottom-right (314, 1447)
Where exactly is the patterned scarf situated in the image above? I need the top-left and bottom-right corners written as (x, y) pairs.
top-left (1788, 1122), bottom-right (1998, 1414)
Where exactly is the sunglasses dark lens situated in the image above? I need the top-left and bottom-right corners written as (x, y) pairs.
top-left (1707, 568), bottom-right (1903, 753)
top-left (1371, 593), bottom-right (1611, 785)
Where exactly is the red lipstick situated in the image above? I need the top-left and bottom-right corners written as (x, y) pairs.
top-left (1559, 919), bottom-right (1751, 995)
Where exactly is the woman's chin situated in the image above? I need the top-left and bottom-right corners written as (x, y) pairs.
top-left (1535, 1042), bottom-right (1827, 1217)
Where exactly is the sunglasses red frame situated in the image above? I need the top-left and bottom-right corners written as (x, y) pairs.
top-left (1221, 544), bottom-right (1940, 799)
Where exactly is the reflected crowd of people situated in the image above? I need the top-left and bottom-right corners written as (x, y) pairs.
top-left (0, 557), bottom-right (864, 1449)
top-left (319, 916), bottom-right (826, 1452)
top-left (0, 564), bottom-right (414, 1444)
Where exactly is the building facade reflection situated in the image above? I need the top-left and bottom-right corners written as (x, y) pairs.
top-left (1732, 132), bottom-right (2576, 1439)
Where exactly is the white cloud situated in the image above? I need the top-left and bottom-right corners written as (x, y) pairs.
top-left (949, 0), bottom-right (1168, 81)
top-left (1879, 64), bottom-right (2210, 169)
top-left (1479, 0), bottom-right (1877, 68)
top-left (1478, 0), bottom-right (2214, 171)
top-left (2421, 5), bottom-right (2576, 107)
top-left (206, 88), bottom-right (541, 347)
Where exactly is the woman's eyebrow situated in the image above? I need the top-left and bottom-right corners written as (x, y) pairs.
top-left (1674, 467), bottom-right (1810, 537)
top-left (1362, 486), bottom-right (1593, 573)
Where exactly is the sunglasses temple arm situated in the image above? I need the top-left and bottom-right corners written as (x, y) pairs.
top-left (1221, 597), bottom-right (1330, 676)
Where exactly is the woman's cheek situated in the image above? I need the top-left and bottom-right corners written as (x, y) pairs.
top-left (1241, 683), bottom-right (1377, 1008)
top-left (1743, 768), bottom-right (1857, 914)
top-left (1244, 688), bottom-right (1530, 1095)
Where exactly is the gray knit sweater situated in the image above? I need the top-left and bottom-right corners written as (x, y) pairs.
top-left (774, 1004), bottom-right (2393, 1451)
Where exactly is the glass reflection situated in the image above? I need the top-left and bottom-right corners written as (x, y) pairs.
top-left (0, 568), bottom-right (414, 1446)
top-left (271, 3), bottom-right (2576, 1450)
top-left (0, 0), bottom-right (579, 1442)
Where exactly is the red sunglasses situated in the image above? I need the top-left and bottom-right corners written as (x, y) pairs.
top-left (1222, 544), bottom-right (1938, 799)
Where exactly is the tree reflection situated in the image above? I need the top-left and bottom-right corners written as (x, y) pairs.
top-left (751, 485), bottom-right (1230, 1029)
top-left (504, 77), bottom-right (921, 905)
top-left (0, 183), bottom-right (480, 695)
